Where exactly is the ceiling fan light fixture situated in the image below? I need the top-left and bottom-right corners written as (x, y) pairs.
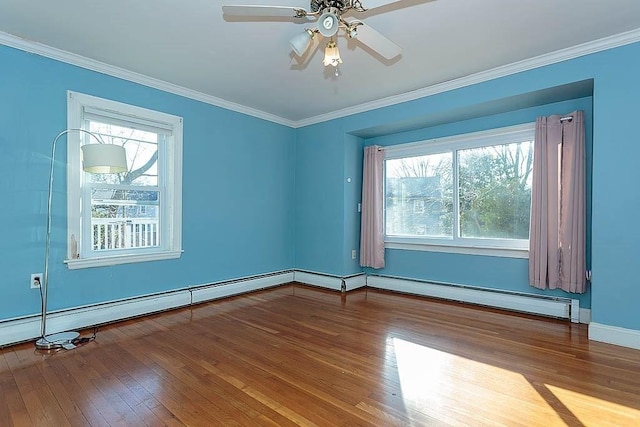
top-left (222, 1), bottom-right (405, 69)
top-left (317, 11), bottom-right (339, 37)
top-left (346, 21), bottom-right (361, 39)
top-left (322, 40), bottom-right (342, 67)
top-left (290, 29), bottom-right (315, 56)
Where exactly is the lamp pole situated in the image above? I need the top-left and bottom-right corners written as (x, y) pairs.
top-left (35, 129), bottom-right (126, 350)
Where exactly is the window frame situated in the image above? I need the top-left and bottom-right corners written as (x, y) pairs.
top-left (383, 123), bottom-right (535, 259)
top-left (65, 91), bottom-right (183, 269)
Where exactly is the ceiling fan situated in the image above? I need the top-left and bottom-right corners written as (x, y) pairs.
top-left (222, 0), bottom-right (411, 71)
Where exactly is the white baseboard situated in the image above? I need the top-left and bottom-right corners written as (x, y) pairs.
top-left (580, 308), bottom-right (591, 324)
top-left (345, 274), bottom-right (367, 291)
top-left (191, 271), bottom-right (294, 303)
top-left (0, 316), bottom-right (42, 348)
top-left (293, 270), bottom-right (342, 291)
top-left (367, 275), bottom-right (578, 321)
top-left (0, 270), bottom-right (293, 348)
top-left (1, 268), bottom-right (602, 349)
top-left (293, 270), bottom-right (366, 292)
top-left (0, 291), bottom-right (192, 348)
top-left (589, 322), bottom-right (640, 350)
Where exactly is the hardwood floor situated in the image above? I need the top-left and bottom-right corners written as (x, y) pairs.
top-left (1, 284), bottom-right (639, 426)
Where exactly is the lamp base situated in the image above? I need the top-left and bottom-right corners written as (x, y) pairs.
top-left (35, 331), bottom-right (80, 350)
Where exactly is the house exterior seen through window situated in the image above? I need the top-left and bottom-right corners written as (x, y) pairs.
top-left (66, 91), bottom-right (183, 269)
top-left (87, 120), bottom-right (161, 251)
top-left (383, 123), bottom-right (535, 257)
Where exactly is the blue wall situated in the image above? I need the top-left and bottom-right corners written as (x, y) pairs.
top-left (295, 42), bottom-right (640, 331)
top-left (343, 133), bottom-right (364, 275)
top-left (589, 45), bottom-right (640, 330)
top-left (2, 39), bottom-right (639, 334)
top-left (0, 45), bottom-right (295, 320)
top-left (294, 121), bottom-right (346, 275)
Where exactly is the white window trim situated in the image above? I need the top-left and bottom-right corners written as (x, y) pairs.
top-left (65, 91), bottom-right (183, 269)
top-left (383, 123), bottom-right (535, 258)
top-left (385, 241), bottom-right (529, 259)
top-left (64, 250), bottom-right (183, 270)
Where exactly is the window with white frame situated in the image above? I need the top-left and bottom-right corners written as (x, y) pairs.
top-left (384, 123), bottom-right (535, 256)
top-left (65, 91), bottom-right (183, 269)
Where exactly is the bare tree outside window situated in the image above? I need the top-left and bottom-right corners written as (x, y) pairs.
top-left (384, 138), bottom-right (533, 242)
top-left (86, 121), bottom-right (161, 250)
top-left (458, 141), bottom-right (533, 239)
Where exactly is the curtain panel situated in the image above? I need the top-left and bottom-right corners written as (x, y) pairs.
top-left (360, 145), bottom-right (385, 269)
top-left (529, 111), bottom-right (586, 293)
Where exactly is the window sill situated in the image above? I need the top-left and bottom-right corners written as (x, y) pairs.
top-left (385, 241), bottom-right (528, 259)
top-left (64, 250), bottom-right (183, 270)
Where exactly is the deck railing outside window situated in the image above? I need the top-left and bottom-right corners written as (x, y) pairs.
top-left (92, 218), bottom-right (159, 250)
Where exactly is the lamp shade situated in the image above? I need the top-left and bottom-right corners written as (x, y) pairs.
top-left (290, 30), bottom-right (313, 57)
top-left (322, 40), bottom-right (343, 67)
top-left (81, 143), bottom-right (127, 174)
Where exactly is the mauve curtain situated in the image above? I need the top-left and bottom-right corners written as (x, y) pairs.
top-left (529, 110), bottom-right (586, 293)
top-left (360, 145), bottom-right (385, 269)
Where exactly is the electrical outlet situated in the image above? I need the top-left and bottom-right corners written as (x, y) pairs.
top-left (351, 250), bottom-right (357, 260)
top-left (30, 273), bottom-right (42, 289)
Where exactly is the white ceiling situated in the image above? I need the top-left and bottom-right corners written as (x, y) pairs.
top-left (1, 0), bottom-right (639, 125)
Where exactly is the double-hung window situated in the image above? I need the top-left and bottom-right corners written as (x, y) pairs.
top-left (384, 123), bottom-right (534, 257)
top-left (65, 91), bottom-right (183, 269)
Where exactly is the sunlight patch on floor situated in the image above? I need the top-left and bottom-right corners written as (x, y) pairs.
top-left (545, 383), bottom-right (640, 425)
top-left (389, 337), bottom-right (567, 425)
top-left (391, 337), bottom-right (453, 400)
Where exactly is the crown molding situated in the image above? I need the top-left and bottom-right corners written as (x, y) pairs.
top-left (294, 27), bottom-right (640, 128)
top-left (2, 28), bottom-right (640, 129)
top-left (0, 31), bottom-right (297, 128)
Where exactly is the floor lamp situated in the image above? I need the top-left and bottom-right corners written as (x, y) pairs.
top-left (35, 129), bottom-right (127, 350)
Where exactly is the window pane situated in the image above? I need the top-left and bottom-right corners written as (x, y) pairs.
top-left (86, 120), bottom-right (159, 186)
top-left (458, 141), bottom-right (533, 239)
top-left (385, 153), bottom-right (453, 237)
top-left (91, 189), bottom-right (159, 250)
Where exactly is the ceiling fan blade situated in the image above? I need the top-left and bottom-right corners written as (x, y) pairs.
top-left (353, 23), bottom-right (402, 60)
top-left (361, 0), bottom-right (436, 13)
top-left (362, 0), bottom-right (407, 9)
top-left (222, 5), bottom-right (308, 18)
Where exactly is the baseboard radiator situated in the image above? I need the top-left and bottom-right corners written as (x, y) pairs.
top-left (0, 270), bottom-right (294, 347)
top-left (0, 270), bottom-right (581, 347)
top-left (367, 275), bottom-right (580, 323)
top-left (293, 270), bottom-right (367, 292)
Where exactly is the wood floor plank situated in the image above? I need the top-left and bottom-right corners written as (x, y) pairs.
top-left (57, 351), bottom-right (138, 426)
top-left (78, 346), bottom-right (170, 426)
top-left (0, 351), bottom-right (32, 427)
top-left (35, 356), bottom-right (92, 426)
top-left (4, 348), bottom-right (74, 426)
top-left (95, 347), bottom-right (188, 427)
top-left (43, 354), bottom-right (110, 427)
top-left (117, 327), bottom-right (276, 426)
top-left (146, 344), bottom-right (296, 425)
top-left (1, 284), bottom-right (639, 426)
